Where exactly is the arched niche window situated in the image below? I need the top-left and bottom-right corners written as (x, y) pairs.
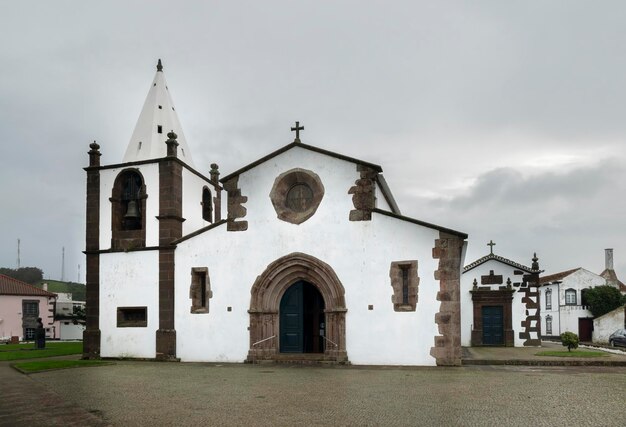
top-left (545, 315), bottom-right (553, 335)
top-left (545, 289), bottom-right (552, 310)
top-left (111, 169), bottom-right (147, 250)
top-left (565, 288), bottom-right (577, 305)
top-left (202, 187), bottom-right (213, 223)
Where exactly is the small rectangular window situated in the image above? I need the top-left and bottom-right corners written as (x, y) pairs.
top-left (401, 265), bottom-right (410, 305)
top-left (190, 268), bottom-right (211, 313)
top-left (117, 307), bottom-right (148, 327)
top-left (157, 125), bottom-right (163, 134)
top-left (23, 301), bottom-right (39, 316)
top-left (390, 261), bottom-right (419, 312)
top-left (546, 316), bottom-right (553, 335)
top-left (545, 290), bottom-right (552, 310)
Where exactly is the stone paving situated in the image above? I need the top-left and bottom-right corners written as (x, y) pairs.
top-left (1, 344), bottom-right (625, 426)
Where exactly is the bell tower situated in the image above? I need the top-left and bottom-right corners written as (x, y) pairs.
top-left (84, 59), bottom-right (197, 361)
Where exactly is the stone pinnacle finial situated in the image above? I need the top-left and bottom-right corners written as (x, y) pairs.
top-left (210, 163), bottom-right (220, 184)
top-left (166, 130), bottom-right (179, 157)
top-left (532, 252), bottom-right (539, 270)
top-left (88, 140), bottom-right (101, 167)
top-left (157, 59), bottom-right (163, 72)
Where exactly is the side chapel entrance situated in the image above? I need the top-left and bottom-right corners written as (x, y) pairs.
top-left (248, 252), bottom-right (347, 362)
top-left (470, 289), bottom-right (514, 346)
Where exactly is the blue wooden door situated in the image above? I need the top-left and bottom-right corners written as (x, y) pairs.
top-left (280, 281), bottom-right (304, 352)
top-left (482, 306), bottom-right (504, 345)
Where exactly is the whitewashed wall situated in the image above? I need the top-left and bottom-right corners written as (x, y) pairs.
top-left (60, 322), bottom-right (86, 340)
top-left (100, 251), bottom-right (159, 358)
top-left (181, 168), bottom-right (214, 235)
top-left (593, 306), bottom-right (625, 343)
top-left (539, 284), bottom-right (560, 337)
top-left (173, 147), bottom-right (451, 366)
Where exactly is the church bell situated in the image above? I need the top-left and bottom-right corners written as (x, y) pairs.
top-left (124, 200), bottom-right (140, 218)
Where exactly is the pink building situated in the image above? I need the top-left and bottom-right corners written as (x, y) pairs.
top-left (0, 274), bottom-right (57, 341)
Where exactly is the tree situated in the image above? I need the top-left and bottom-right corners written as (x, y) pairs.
top-left (560, 332), bottom-right (579, 352)
top-left (0, 267), bottom-right (44, 285)
top-left (584, 285), bottom-right (626, 317)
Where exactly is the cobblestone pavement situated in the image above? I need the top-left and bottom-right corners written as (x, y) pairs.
top-left (0, 360), bottom-right (109, 427)
top-left (5, 360), bottom-right (624, 426)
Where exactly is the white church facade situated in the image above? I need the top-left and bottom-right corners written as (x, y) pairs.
top-left (83, 61), bottom-right (467, 366)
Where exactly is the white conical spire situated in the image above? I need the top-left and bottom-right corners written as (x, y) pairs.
top-left (122, 59), bottom-right (195, 167)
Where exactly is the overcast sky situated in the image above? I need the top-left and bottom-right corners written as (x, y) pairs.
top-left (1, 1), bottom-right (625, 283)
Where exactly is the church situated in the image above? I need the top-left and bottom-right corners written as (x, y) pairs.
top-left (83, 60), bottom-right (467, 366)
top-left (461, 243), bottom-right (542, 347)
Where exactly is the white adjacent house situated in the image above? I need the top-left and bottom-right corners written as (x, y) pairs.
top-left (82, 60), bottom-right (468, 366)
top-left (539, 249), bottom-right (625, 342)
top-left (461, 245), bottom-right (542, 347)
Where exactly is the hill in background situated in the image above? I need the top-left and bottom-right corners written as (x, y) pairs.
top-left (34, 280), bottom-right (86, 301)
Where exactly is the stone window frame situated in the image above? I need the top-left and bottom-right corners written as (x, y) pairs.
top-left (117, 306), bottom-right (148, 327)
top-left (190, 267), bottom-right (212, 314)
top-left (389, 260), bottom-right (419, 312)
top-left (545, 315), bottom-right (553, 335)
top-left (269, 168), bottom-right (324, 225)
top-left (564, 288), bottom-right (577, 305)
top-left (545, 288), bottom-right (552, 310)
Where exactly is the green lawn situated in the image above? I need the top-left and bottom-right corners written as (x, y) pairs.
top-left (535, 350), bottom-right (608, 358)
top-left (0, 341), bottom-right (82, 361)
top-left (12, 359), bottom-right (112, 373)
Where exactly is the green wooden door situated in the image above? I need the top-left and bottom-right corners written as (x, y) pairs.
top-left (482, 306), bottom-right (504, 345)
top-left (280, 281), bottom-right (304, 352)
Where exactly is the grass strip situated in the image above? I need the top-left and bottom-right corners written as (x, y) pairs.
top-left (535, 350), bottom-right (608, 358)
top-left (12, 359), bottom-right (113, 373)
top-left (0, 342), bottom-right (82, 360)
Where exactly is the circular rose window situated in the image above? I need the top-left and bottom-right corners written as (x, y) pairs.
top-left (270, 168), bottom-right (324, 224)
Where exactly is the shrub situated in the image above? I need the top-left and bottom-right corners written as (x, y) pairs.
top-left (560, 332), bottom-right (579, 352)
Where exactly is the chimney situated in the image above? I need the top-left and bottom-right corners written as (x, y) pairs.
top-left (605, 248), bottom-right (614, 270)
top-left (42, 283), bottom-right (48, 291)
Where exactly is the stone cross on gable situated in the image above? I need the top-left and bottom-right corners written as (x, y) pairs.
top-left (291, 121), bottom-right (304, 143)
top-left (487, 240), bottom-right (496, 254)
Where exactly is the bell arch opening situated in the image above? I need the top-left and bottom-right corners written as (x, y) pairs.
top-left (248, 252), bottom-right (348, 362)
top-left (110, 168), bottom-right (147, 250)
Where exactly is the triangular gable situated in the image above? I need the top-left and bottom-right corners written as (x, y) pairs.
top-left (219, 141), bottom-right (402, 215)
top-left (463, 253), bottom-right (539, 274)
top-left (220, 141), bottom-right (382, 182)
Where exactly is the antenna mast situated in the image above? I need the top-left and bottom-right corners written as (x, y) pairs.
top-left (17, 239), bottom-right (21, 269)
top-left (61, 247), bottom-right (65, 281)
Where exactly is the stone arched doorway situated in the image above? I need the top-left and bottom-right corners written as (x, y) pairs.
top-left (247, 252), bottom-right (348, 362)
